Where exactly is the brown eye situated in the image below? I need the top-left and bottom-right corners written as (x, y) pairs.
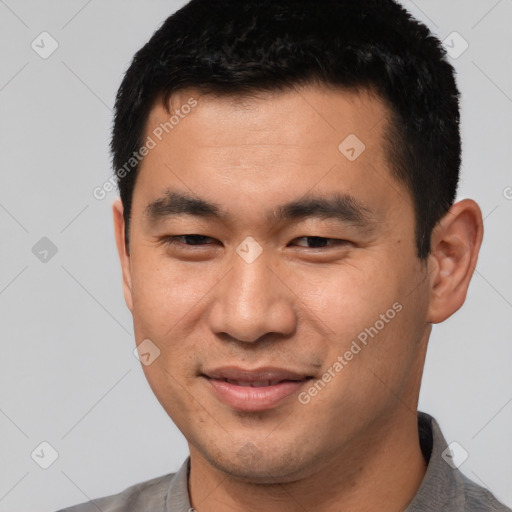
top-left (291, 237), bottom-right (348, 248)
top-left (160, 235), bottom-right (217, 247)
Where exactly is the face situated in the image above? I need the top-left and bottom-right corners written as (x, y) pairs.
top-left (115, 85), bottom-right (432, 483)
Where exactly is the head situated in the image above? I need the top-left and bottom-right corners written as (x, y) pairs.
top-left (112, 0), bottom-right (483, 483)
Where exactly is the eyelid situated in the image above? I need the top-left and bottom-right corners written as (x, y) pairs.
top-left (290, 236), bottom-right (350, 247)
top-left (159, 234), bottom-right (218, 247)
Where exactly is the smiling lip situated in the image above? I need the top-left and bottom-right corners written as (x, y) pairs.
top-left (202, 367), bottom-right (312, 412)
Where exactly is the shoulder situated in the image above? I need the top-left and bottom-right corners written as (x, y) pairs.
top-left (410, 412), bottom-right (511, 511)
top-left (460, 472), bottom-right (511, 512)
top-left (55, 472), bottom-right (175, 512)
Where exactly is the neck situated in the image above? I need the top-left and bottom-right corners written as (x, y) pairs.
top-left (188, 408), bottom-right (427, 512)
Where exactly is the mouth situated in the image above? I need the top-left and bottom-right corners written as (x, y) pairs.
top-left (222, 378), bottom-right (302, 387)
top-left (201, 367), bottom-right (314, 411)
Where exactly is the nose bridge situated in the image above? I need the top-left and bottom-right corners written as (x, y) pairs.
top-left (231, 255), bottom-right (273, 313)
top-left (208, 250), bottom-right (296, 343)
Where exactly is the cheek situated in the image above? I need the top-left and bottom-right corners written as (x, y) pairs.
top-left (129, 256), bottom-right (206, 332)
top-left (128, 255), bottom-right (225, 376)
top-left (292, 258), bottom-right (403, 341)
top-left (140, 357), bottom-right (201, 431)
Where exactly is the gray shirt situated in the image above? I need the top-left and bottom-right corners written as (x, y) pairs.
top-left (57, 412), bottom-right (510, 511)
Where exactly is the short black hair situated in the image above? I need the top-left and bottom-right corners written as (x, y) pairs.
top-left (111, 0), bottom-right (461, 259)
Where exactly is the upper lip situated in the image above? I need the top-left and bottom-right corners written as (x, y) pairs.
top-left (202, 366), bottom-right (312, 383)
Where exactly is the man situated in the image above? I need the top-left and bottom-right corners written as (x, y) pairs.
top-left (59, 0), bottom-right (510, 510)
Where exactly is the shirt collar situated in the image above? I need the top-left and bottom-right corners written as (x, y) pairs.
top-left (165, 456), bottom-right (192, 512)
top-left (405, 411), bottom-right (466, 510)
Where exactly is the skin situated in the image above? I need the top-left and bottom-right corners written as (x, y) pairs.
top-left (113, 84), bottom-right (483, 511)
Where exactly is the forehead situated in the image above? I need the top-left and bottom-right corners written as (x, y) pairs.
top-left (134, 85), bottom-right (407, 225)
top-left (145, 85), bottom-right (389, 150)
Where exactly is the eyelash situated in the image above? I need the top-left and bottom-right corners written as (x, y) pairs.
top-left (160, 235), bottom-right (349, 249)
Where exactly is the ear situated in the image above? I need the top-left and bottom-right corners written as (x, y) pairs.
top-left (113, 198), bottom-right (133, 312)
top-left (426, 199), bottom-right (484, 323)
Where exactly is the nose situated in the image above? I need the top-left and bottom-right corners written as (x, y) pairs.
top-left (207, 252), bottom-right (297, 344)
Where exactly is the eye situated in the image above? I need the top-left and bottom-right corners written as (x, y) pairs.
top-left (160, 234), bottom-right (217, 247)
top-left (290, 236), bottom-right (349, 248)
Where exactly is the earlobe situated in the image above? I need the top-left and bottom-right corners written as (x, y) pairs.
top-left (426, 199), bottom-right (483, 324)
top-left (112, 198), bottom-right (134, 312)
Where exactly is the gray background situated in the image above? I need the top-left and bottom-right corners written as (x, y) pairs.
top-left (0, 1), bottom-right (511, 510)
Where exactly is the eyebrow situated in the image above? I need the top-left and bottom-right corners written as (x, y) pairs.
top-left (144, 189), bottom-right (376, 229)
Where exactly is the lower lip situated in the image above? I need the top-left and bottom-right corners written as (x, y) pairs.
top-left (205, 378), bottom-right (309, 412)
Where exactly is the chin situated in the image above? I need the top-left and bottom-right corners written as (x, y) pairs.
top-left (201, 442), bottom-right (313, 484)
